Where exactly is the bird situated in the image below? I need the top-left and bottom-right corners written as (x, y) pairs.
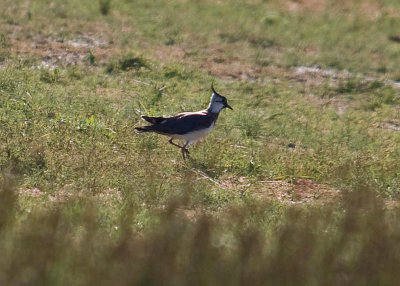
top-left (135, 83), bottom-right (232, 159)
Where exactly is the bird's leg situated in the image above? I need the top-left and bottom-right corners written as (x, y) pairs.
top-left (169, 138), bottom-right (183, 149)
top-left (169, 139), bottom-right (189, 160)
top-left (181, 142), bottom-right (190, 160)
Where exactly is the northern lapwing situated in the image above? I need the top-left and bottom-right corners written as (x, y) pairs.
top-left (135, 83), bottom-right (232, 159)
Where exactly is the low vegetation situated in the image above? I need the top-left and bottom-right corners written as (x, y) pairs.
top-left (1, 0), bottom-right (400, 284)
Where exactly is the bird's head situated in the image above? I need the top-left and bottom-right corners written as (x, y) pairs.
top-left (208, 83), bottom-right (233, 113)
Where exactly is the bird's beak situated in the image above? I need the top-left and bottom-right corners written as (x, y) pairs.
top-left (225, 103), bottom-right (233, 110)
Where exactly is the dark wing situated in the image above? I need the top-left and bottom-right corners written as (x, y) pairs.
top-left (141, 115), bottom-right (167, 124)
top-left (150, 111), bottom-right (218, 135)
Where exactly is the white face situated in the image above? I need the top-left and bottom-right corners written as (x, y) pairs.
top-left (208, 93), bottom-right (225, 113)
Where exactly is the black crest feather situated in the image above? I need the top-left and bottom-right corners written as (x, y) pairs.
top-left (211, 81), bottom-right (218, 95)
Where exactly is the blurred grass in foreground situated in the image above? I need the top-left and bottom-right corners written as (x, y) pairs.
top-left (1, 178), bottom-right (400, 286)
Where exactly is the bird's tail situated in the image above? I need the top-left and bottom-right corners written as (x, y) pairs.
top-left (135, 126), bottom-right (153, 133)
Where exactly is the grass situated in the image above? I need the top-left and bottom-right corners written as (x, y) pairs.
top-left (1, 0), bottom-right (400, 284)
top-left (2, 180), bottom-right (400, 285)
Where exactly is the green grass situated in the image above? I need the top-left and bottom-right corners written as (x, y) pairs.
top-left (1, 0), bottom-right (400, 284)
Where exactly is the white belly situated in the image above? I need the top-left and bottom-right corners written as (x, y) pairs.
top-left (171, 123), bottom-right (214, 144)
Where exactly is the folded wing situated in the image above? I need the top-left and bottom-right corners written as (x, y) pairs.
top-left (136, 111), bottom-right (217, 135)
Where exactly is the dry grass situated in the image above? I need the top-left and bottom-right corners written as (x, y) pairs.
top-left (3, 180), bottom-right (400, 286)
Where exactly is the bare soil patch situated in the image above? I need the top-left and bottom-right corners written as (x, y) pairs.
top-left (202, 58), bottom-right (261, 81)
top-left (375, 120), bottom-right (400, 132)
top-left (197, 44), bottom-right (262, 80)
top-left (152, 45), bottom-right (186, 62)
top-left (219, 175), bottom-right (341, 205)
top-left (5, 23), bottom-right (113, 68)
top-left (18, 187), bottom-right (123, 203)
top-left (284, 0), bottom-right (327, 13)
top-left (252, 178), bottom-right (340, 204)
top-left (293, 66), bottom-right (351, 87)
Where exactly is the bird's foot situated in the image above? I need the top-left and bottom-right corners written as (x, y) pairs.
top-left (181, 148), bottom-right (190, 160)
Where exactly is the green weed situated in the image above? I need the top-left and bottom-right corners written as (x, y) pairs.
top-left (99, 0), bottom-right (112, 15)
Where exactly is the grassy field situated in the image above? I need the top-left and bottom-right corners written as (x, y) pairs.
top-left (1, 0), bottom-right (400, 285)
